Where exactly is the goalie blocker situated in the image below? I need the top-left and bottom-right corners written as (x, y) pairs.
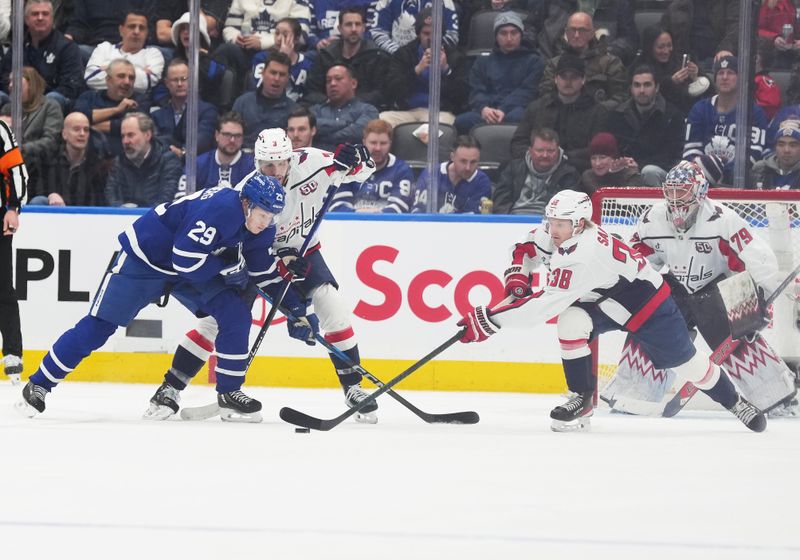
top-left (601, 273), bottom-right (797, 415)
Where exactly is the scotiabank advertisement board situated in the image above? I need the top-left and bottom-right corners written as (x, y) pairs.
top-left (13, 210), bottom-right (605, 391)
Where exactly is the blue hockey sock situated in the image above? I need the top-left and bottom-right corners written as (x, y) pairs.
top-left (562, 355), bottom-right (595, 394)
top-left (330, 345), bottom-right (361, 387)
top-left (701, 371), bottom-right (738, 409)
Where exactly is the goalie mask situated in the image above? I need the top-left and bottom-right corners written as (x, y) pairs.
top-left (663, 160), bottom-right (708, 232)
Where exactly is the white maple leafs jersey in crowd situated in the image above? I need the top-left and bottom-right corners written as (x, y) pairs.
top-left (493, 226), bottom-right (668, 332)
top-left (631, 199), bottom-right (781, 295)
top-left (234, 146), bottom-right (374, 251)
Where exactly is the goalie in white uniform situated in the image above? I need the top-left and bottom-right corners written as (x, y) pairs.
top-left (146, 128), bottom-right (381, 423)
top-left (456, 189), bottom-right (767, 432)
top-left (601, 160), bottom-right (798, 416)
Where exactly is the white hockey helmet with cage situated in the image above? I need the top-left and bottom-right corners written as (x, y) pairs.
top-left (662, 160), bottom-right (708, 232)
top-left (545, 189), bottom-right (593, 228)
top-left (254, 128), bottom-right (293, 165)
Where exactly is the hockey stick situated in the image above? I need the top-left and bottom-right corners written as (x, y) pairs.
top-left (261, 288), bottom-right (478, 424)
top-left (663, 261), bottom-right (800, 418)
top-left (279, 330), bottom-right (465, 431)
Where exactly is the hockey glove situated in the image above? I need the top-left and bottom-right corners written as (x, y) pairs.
top-left (276, 247), bottom-right (311, 281)
top-left (220, 256), bottom-right (249, 290)
top-left (331, 143), bottom-right (359, 172)
top-left (504, 265), bottom-right (531, 299)
top-left (457, 305), bottom-right (500, 343)
top-left (354, 143), bottom-right (371, 166)
top-left (287, 313), bottom-right (320, 346)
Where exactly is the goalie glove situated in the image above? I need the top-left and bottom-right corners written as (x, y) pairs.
top-left (287, 313), bottom-right (320, 346)
top-left (457, 305), bottom-right (500, 343)
top-left (504, 265), bottom-right (531, 299)
top-left (276, 247), bottom-right (311, 281)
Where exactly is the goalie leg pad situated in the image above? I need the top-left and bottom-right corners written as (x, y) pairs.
top-left (722, 335), bottom-right (797, 412)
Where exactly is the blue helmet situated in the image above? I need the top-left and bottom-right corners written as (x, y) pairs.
top-left (241, 173), bottom-right (285, 214)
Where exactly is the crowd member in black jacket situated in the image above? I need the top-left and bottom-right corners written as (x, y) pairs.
top-left (0, 120), bottom-right (29, 385)
top-left (105, 112), bottom-right (181, 207)
top-left (511, 54), bottom-right (608, 172)
top-left (0, 0), bottom-right (84, 112)
top-left (606, 65), bottom-right (686, 186)
top-left (305, 7), bottom-right (391, 109)
top-left (380, 6), bottom-right (468, 127)
top-left (29, 112), bottom-right (113, 206)
top-left (493, 127), bottom-right (581, 214)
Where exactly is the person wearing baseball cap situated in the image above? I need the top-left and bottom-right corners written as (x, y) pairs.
top-left (453, 10), bottom-right (543, 134)
top-left (751, 119), bottom-right (800, 189)
top-left (683, 51), bottom-right (769, 184)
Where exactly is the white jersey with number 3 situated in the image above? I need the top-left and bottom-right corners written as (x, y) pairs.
top-left (632, 199), bottom-right (780, 295)
top-left (493, 225), bottom-right (668, 332)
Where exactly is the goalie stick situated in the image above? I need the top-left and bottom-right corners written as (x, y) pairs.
top-left (662, 261), bottom-right (800, 418)
top-left (279, 330), bottom-right (465, 431)
top-left (181, 289), bottom-right (480, 424)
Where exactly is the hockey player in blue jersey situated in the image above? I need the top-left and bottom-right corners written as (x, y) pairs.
top-left (17, 174), bottom-right (313, 422)
top-left (456, 189), bottom-right (767, 433)
top-left (331, 119), bottom-right (415, 213)
top-left (412, 135), bottom-right (492, 213)
top-left (683, 55), bottom-right (768, 184)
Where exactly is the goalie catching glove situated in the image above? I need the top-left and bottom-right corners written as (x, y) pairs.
top-left (276, 247), bottom-right (311, 281)
top-left (457, 305), bottom-right (501, 343)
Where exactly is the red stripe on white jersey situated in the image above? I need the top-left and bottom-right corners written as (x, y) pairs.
top-left (625, 281), bottom-right (671, 332)
top-left (559, 338), bottom-right (588, 351)
top-left (325, 326), bottom-right (355, 344)
top-left (717, 238), bottom-right (746, 273)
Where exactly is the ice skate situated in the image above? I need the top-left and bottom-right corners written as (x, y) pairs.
top-left (767, 397), bottom-right (799, 418)
top-left (218, 390), bottom-right (263, 423)
top-left (15, 381), bottom-right (47, 418)
top-left (550, 391), bottom-right (594, 432)
top-left (727, 396), bottom-right (767, 432)
top-left (143, 382), bottom-right (181, 420)
top-left (3, 354), bottom-right (22, 386)
top-left (344, 383), bottom-right (378, 424)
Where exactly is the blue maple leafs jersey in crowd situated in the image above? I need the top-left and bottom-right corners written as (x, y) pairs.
top-left (412, 162), bottom-right (492, 213)
top-left (330, 153), bottom-right (415, 213)
top-left (118, 187), bottom-right (277, 284)
top-left (177, 150), bottom-right (256, 198)
top-left (683, 96), bottom-right (768, 180)
top-left (249, 50), bottom-right (313, 101)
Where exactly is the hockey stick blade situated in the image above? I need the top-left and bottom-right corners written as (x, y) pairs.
top-left (255, 287), bottom-right (479, 425)
top-left (663, 261), bottom-right (800, 417)
top-left (279, 331), bottom-right (465, 431)
top-left (180, 402), bottom-right (220, 421)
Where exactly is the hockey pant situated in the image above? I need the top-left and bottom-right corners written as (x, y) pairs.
top-left (167, 250), bottom-right (363, 390)
top-left (559, 297), bottom-right (739, 409)
top-left (600, 278), bottom-right (796, 413)
top-left (30, 251), bottom-right (252, 393)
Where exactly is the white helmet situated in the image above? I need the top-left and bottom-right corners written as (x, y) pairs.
top-left (545, 190), bottom-right (593, 227)
top-left (254, 128), bottom-right (292, 166)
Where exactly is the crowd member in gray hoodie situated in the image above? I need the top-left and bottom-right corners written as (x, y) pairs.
top-left (454, 11), bottom-right (543, 134)
top-left (105, 112), bottom-right (181, 207)
top-left (492, 127), bottom-right (581, 214)
top-left (751, 120), bottom-right (800, 190)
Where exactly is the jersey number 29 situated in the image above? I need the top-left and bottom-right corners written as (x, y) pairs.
top-left (188, 220), bottom-right (217, 245)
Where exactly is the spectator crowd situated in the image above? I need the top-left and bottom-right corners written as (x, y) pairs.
top-left (2, 0), bottom-right (800, 214)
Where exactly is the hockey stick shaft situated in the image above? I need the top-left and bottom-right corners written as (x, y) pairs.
top-left (279, 330), bottom-right (465, 431)
top-left (245, 172), bottom-right (344, 372)
top-left (663, 261), bottom-right (800, 417)
top-left (255, 287), bottom-right (478, 424)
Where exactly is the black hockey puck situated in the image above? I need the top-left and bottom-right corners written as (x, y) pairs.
top-left (294, 427), bottom-right (310, 433)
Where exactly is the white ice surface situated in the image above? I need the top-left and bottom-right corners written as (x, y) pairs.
top-left (1, 380), bottom-right (798, 560)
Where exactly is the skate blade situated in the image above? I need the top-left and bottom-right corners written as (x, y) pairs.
top-left (14, 399), bottom-right (39, 418)
top-left (220, 408), bottom-right (263, 423)
top-left (354, 411), bottom-right (378, 424)
top-left (142, 404), bottom-right (177, 421)
top-left (550, 417), bottom-right (591, 432)
top-left (7, 374), bottom-right (21, 386)
top-left (768, 400), bottom-right (799, 418)
top-left (180, 403), bottom-right (220, 421)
